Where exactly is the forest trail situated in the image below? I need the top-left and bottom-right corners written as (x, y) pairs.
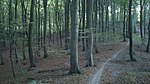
top-left (89, 41), bottom-right (129, 84)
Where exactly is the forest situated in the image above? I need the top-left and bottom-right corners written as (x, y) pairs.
top-left (0, 0), bottom-right (150, 84)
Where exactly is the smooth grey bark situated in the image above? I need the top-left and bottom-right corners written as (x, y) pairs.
top-left (146, 5), bottom-right (150, 53)
top-left (146, 17), bottom-right (150, 53)
top-left (0, 1), bottom-right (4, 65)
top-left (49, 10), bottom-right (51, 47)
top-left (140, 0), bottom-right (143, 40)
top-left (69, 0), bottom-right (81, 74)
top-left (101, 0), bottom-right (104, 32)
top-left (86, 0), bottom-right (94, 67)
top-left (112, 1), bottom-right (116, 34)
top-left (28, 0), bottom-right (36, 68)
top-left (43, 0), bottom-right (48, 58)
top-left (105, 0), bottom-right (109, 32)
top-left (82, 0), bottom-right (86, 51)
top-left (129, 0), bottom-right (136, 61)
top-left (58, 12), bottom-right (63, 47)
top-left (9, 0), bottom-right (15, 78)
top-left (123, 3), bottom-right (127, 42)
top-left (98, 0), bottom-right (101, 41)
top-left (14, 0), bottom-right (19, 63)
top-left (0, 49), bottom-right (4, 65)
top-left (143, 0), bottom-right (146, 38)
top-left (21, 0), bottom-right (26, 60)
top-left (133, 0), bottom-right (137, 33)
top-left (37, 0), bottom-right (41, 57)
top-left (65, 0), bottom-right (70, 50)
top-left (94, 0), bottom-right (99, 53)
top-left (55, 0), bottom-right (60, 47)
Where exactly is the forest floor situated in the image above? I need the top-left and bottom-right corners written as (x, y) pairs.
top-left (100, 43), bottom-right (150, 84)
top-left (0, 38), bottom-right (150, 84)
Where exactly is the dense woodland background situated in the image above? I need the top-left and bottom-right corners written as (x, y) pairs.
top-left (0, 0), bottom-right (150, 83)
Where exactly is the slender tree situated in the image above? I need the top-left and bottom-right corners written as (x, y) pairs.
top-left (123, 3), bottom-right (127, 42)
top-left (140, 0), bottom-right (143, 40)
top-left (43, 0), bottom-right (48, 58)
top-left (82, 0), bottom-right (86, 51)
top-left (128, 0), bottom-right (136, 61)
top-left (0, 0), bottom-right (4, 65)
top-left (146, 4), bottom-right (150, 53)
top-left (14, 0), bottom-right (19, 63)
top-left (48, 10), bottom-right (51, 47)
top-left (93, 0), bottom-right (99, 53)
top-left (21, 0), bottom-right (26, 60)
top-left (9, 0), bottom-right (15, 78)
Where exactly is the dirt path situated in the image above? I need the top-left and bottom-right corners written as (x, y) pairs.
top-left (89, 41), bottom-right (129, 84)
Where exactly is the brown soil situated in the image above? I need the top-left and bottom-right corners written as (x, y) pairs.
top-left (0, 41), bottom-right (124, 84)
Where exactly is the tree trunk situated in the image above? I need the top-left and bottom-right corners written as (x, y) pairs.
top-left (123, 3), bottom-right (126, 42)
top-left (9, 0), bottom-right (15, 78)
top-left (140, 0), bottom-right (143, 40)
top-left (0, 49), bottom-right (4, 65)
top-left (146, 5), bottom-right (150, 53)
top-left (101, 0), bottom-right (104, 33)
top-left (28, 0), bottom-right (36, 68)
top-left (69, 0), bottom-right (81, 74)
top-left (21, 0), bottom-right (26, 60)
top-left (105, 0), bottom-right (109, 32)
top-left (14, 0), bottom-right (18, 63)
top-left (112, 1), bottom-right (116, 34)
top-left (65, 0), bottom-right (70, 50)
top-left (43, 0), bottom-right (48, 58)
top-left (86, 0), bottom-right (94, 67)
top-left (133, 0), bottom-right (137, 33)
top-left (129, 0), bottom-right (136, 61)
top-left (55, 0), bottom-right (60, 47)
top-left (94, 0), bottom-right (99, 53)
top-left (82, 0), bottom-right (86, 51)
top-left (143, 0), bottom-right (146, 38)
top-left (49, 10), bottom-right (51, 47)
top-left (0, 1), bottom-right (4, 65)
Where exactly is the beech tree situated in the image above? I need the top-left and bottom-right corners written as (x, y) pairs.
top-left (146, 4), bottom-right (150, 53)
top-left (9, 0), bottom-right (15, 78)
top-left (128, 0), bottom-right (136, 61)
top-left (69, 0), bottom-right (81, 74)
top-left (28, 0), bottom-right (36, 67)
top-left (43, 0), bottom-right (48, 58)
top-left (86, 0), bottom-right (94, 67)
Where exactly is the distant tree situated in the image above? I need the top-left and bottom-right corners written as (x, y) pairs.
top-left (69, 0), bottom-right (81, 74)
top-left (123, 1), bottom-right (127, 42)
top-left (21, 0), bottom-right (26, 60)
top-left (9, 0), bottom-right (15, 78)
top-left (140, 0), bottom-right (143, 40)
top-left (146, 5), bottom-right (150, 53)
top-left (112, 1), bottom-right (116, 34)
top-left (14, 0), bottom-right (19, 63)
top-left (82, 0), bottom-right (86, 51)
top-left (0, 0), bottom-right (4, 65)
top-left (93, 0), bottom-right (99, 53)
top-left (64, 0), bottom-right (70, 50)
top-left (43, 0), bottom-right (48, 58)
